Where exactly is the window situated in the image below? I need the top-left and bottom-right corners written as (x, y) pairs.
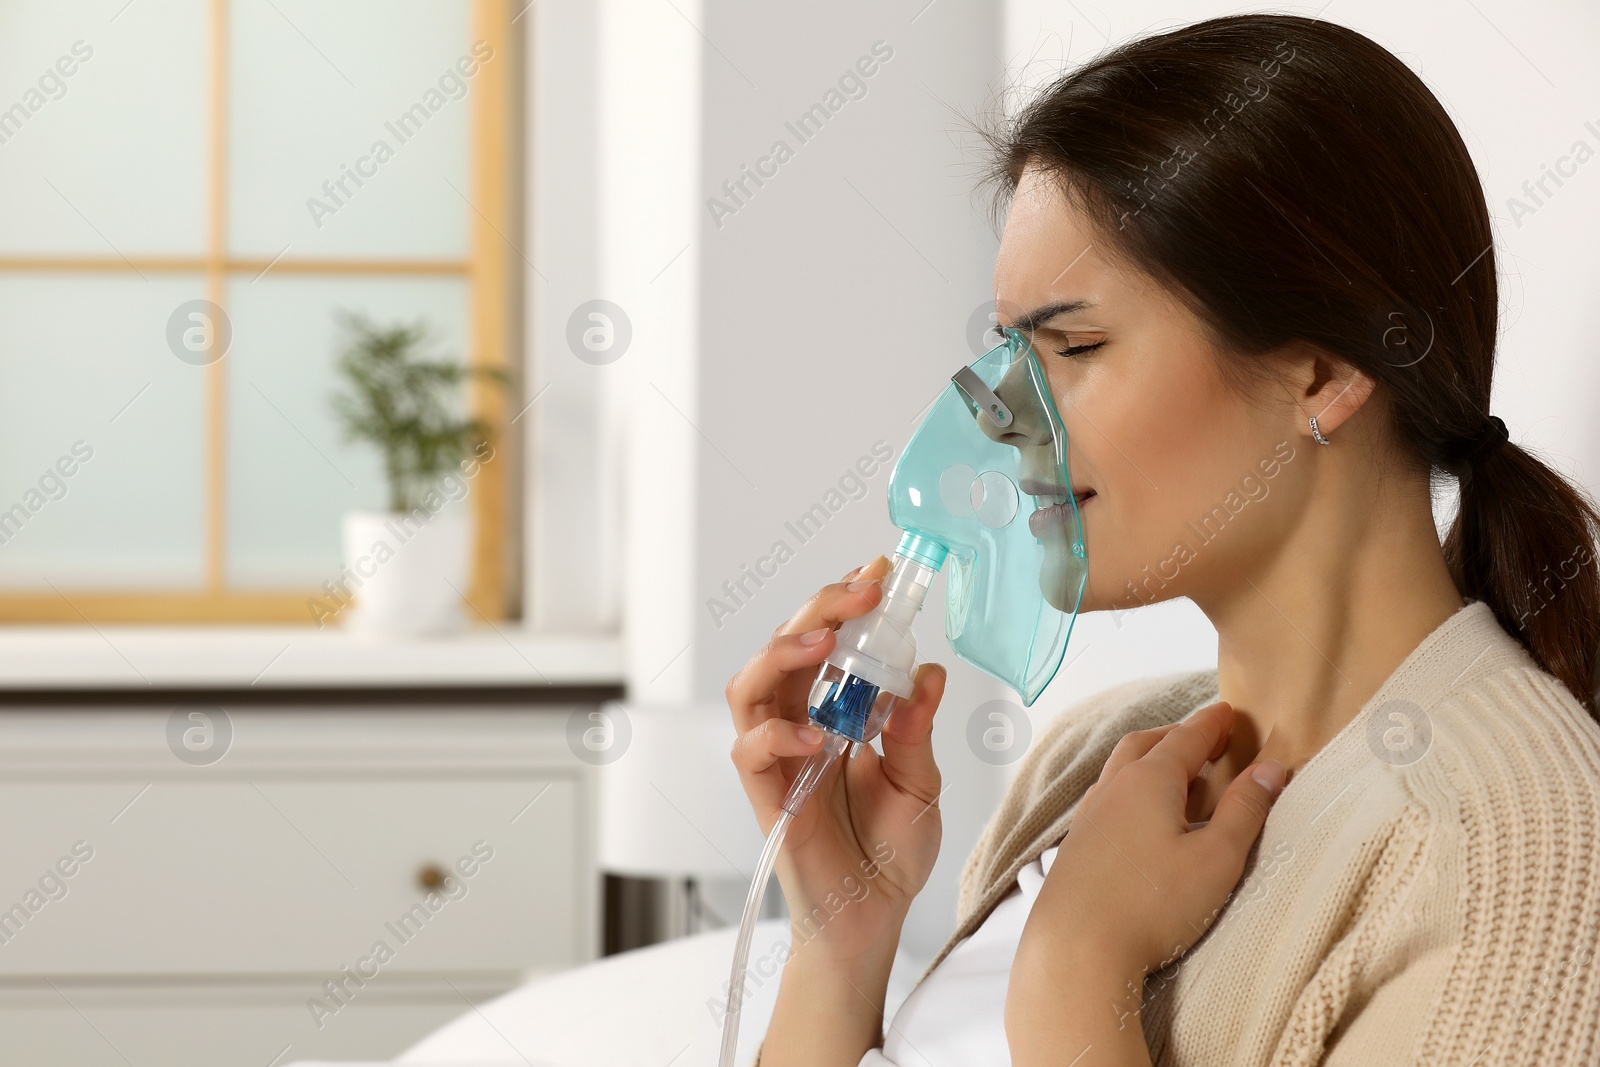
top-left (0, 0), bottom-right (520, 622)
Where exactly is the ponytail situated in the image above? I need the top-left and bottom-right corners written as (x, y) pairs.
top-left (1445, 443), bottom-right (1600, 717)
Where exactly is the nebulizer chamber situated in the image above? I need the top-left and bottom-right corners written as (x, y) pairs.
top-left (717, 327), bottom-right (1087, 1067)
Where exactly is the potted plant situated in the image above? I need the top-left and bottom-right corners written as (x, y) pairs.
top-left (329, 310), bottom-right (508, 635)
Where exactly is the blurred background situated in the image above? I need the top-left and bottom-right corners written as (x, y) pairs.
top-left (0, 0), bottom-right (1595, 1063)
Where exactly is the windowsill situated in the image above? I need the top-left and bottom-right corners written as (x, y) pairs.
top-left (0, 624), bottom-right (622, 692)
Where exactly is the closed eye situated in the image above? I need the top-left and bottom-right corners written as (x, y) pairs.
top-left (1055, 341), bottom-right (1105, 358)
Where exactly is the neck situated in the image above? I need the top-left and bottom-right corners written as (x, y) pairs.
top-left (1193, 467), bottom-right (1466, 779)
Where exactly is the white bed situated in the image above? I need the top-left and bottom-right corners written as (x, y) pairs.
top-left (287, 918), bottom-right (928, 1067)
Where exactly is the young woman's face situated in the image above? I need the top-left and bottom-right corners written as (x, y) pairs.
top-left (992, 163), bottom-right (1310, 613)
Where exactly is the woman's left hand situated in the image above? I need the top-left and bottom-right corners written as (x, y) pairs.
top-left (1006, 701), bottom-right (1287, 1065)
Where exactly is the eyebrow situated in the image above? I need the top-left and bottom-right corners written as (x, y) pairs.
top-left (1003, 300), bottom-right (1096, 333)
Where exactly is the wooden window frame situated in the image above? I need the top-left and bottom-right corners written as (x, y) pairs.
top-left (0, 0), bottom-right (519, 624)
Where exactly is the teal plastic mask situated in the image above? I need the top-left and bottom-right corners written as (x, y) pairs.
top-left (887, 326), bottom-right (1088, 706)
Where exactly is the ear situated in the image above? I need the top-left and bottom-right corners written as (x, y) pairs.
top-left (1291, 344), bottom-right (1377, 443)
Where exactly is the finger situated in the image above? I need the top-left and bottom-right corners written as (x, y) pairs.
top-left (878, 663), bottom-right (947, 807)
top-left (771, 555), bottom-right (891, 641)
top-left (1199, 759), bottom-right (1286, 859)
top-left (1143, 701), bottom-right (1234, 782)
top-left (1100, 722), bottom-right (1184, 780)
top-left (729, 715), bottom-right (831, 814)
top-left (725, 626), bottom-right (838, 734)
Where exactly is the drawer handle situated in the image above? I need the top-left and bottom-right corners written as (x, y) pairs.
top-left (417, 863), bottom-right (451, 891)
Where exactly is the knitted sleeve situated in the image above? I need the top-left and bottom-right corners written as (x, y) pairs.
top-left (1319, 673), bottom-right (1600, 1065)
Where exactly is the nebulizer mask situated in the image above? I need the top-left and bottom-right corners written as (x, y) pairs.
top-left (718, 326), bottom-right (1088, 1066)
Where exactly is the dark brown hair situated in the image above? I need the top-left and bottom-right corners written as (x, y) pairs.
top-left (978, 13), bottom-right (1600, 718)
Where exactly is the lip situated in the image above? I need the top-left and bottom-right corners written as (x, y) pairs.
top-left (1019, 477), bottom-right (1097, 506)
top-left (1025, 483), bottom-right (1095, 539)
top-left (1028, 498), bottom-right (1087, 538)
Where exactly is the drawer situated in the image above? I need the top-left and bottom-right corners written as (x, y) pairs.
top-left (0, 775), bottom-right (581, 976)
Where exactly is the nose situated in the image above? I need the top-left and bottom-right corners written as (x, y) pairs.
top-left (977, 336), bottom-right (1055, 451)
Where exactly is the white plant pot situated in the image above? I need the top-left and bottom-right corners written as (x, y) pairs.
top-left (339, 508), bottom-right (470, 636)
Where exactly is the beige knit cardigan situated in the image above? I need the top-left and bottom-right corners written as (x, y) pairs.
top-left (752, 599), bottom-right (1600, 1065)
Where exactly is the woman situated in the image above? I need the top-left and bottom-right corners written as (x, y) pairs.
top-left (725, 13), bottom-right (1600, 1065)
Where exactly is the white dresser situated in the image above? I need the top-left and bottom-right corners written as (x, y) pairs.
top-left (0, 628), bottom-right (620, 1066)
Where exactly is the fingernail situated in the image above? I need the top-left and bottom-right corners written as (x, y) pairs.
top-left (1250, 759), bottom-right (1286, 796)
top-left (844, 556), bottom-right (883, 579)
top-left (798, 726), bottom-right (822, 743)
top-left (800, 627), bottom-right (829, 644)
top-left (848, 555), bottom-right (889, 582)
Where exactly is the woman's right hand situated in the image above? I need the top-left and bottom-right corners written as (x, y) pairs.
top-left (725, 554), bottom-right (948, 970)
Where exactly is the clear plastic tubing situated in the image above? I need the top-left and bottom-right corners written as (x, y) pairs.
top-left (716, 731), bottom-right (849, 1067)
top-left (717, 534), bottom-right (943, 1067)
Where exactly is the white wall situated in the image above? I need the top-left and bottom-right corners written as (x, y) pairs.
top-left (526, 0), bottom-right (1022, 959)
top-left (689, 0), bottom-right (1029, 960)
top-left (525, 0), bottom-right (614, 633)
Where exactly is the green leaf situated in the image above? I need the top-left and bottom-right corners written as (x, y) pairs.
top-left (327, 310), bottom-right (510, 512)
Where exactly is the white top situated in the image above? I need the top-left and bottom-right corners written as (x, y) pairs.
top-left (859, 842), bottom-right (1062, 1066)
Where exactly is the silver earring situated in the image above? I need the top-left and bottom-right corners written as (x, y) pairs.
top-left (1310, 415), bottom-right (1331, 446)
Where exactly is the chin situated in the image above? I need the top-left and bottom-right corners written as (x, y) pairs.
top-left (1039, 543), bottom-right (1089, 615)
